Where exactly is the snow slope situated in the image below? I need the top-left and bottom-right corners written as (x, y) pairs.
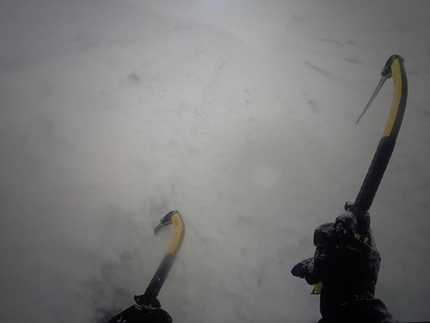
top-left (0, 0), bottom-right (429, 322)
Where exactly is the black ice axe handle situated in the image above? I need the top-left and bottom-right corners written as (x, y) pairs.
top-left (346, 55), bottom-right (408, 213)
top-left (134, 211), bottom-right (185, 306)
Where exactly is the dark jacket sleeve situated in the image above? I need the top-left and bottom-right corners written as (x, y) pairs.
top-left (318, 298), bottom-right (395, 323)
top-left (107, 304), bottom-right (172, 323)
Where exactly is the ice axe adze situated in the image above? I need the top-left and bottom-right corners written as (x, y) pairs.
top-left (134, 210), bottom-right (185, 307)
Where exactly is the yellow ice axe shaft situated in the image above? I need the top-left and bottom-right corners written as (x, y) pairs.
top-left (134, 211), bottom-right (185, 305)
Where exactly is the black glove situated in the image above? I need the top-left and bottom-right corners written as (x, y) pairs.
top-left (291, 222), bottom-right (334, 286)
top-left (291, 211), bottom-right (393, 322)
top-left (107, 299), bottom-right (172, 323)
top-left (292, 211), bottom-right (380, 291)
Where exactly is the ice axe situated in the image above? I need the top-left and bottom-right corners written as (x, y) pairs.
top-left (312, 55), bottom-right (408, 295)
top-left (134, 210), bottom-right (185, 306)
top-left (107, 211), bottom-right (185, 323)
top-left (345, 55), bottom-right (408, 231)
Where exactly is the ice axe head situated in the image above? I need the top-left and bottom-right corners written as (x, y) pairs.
top-left (154, 210), bottom-right (178, 234)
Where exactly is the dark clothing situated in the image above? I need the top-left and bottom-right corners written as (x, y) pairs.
top-left (317, 298), bottom-right (393, 323)
top-left (292, 211), bottom-right (394, 323)
top-left (107, 304), bottom-right (172, 323)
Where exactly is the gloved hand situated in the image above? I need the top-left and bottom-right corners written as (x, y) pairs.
top-left (107, 298), bottom-right (172, 323)
top-left (291, 210), bottom-right (393, 322)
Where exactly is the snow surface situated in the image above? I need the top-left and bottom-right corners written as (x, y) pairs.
top-left (1, 0), bottom-right (429, 322)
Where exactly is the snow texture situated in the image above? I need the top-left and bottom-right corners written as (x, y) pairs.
top-left (1, 1), bottom-right (429, 322)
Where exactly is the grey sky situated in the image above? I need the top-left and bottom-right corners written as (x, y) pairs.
top-left (1, 1), bottom-right (429, 322)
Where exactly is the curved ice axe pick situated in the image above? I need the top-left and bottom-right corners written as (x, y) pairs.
top-left (345, 55), bottom-right (408, 230)
top-left (134, 211), bottom-right (185, 306)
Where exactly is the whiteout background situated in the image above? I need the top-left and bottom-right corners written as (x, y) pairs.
top-left (1, 1), bottom-right (429, 322)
